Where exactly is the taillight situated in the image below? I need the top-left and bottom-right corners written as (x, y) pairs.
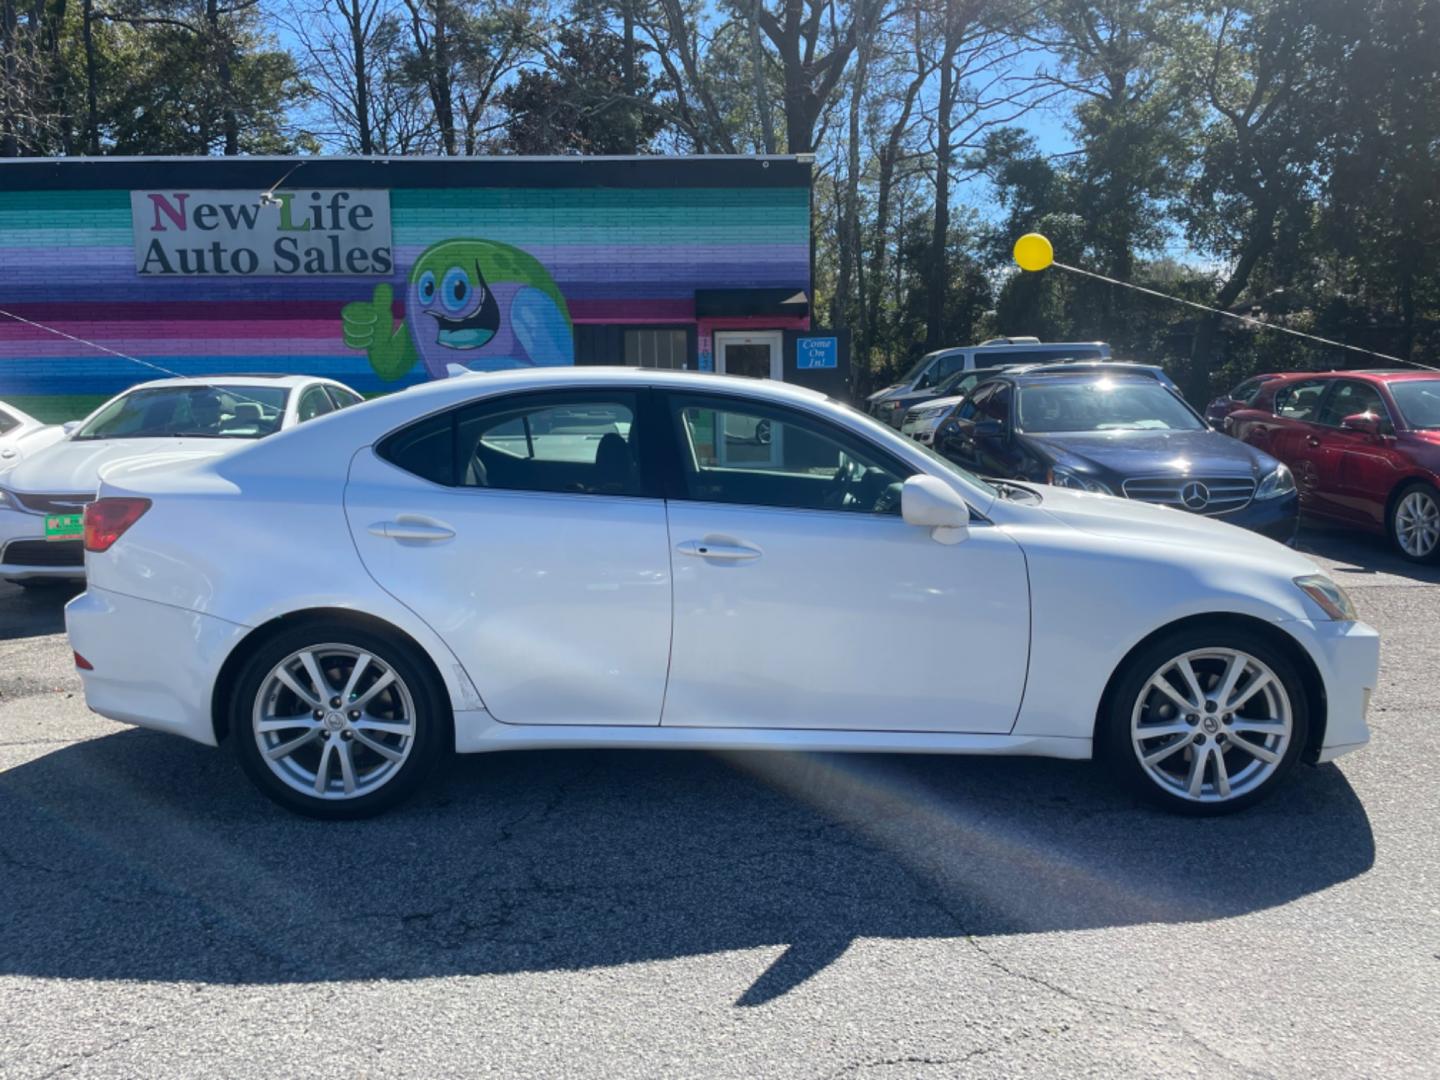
top-left (84, 497), bottom-right (152, 553)
top-left (74, 651), bottom-right (93, 670)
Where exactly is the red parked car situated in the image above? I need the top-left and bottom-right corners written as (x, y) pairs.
top-left (1205, 373), bottom-right (1288, 431)
top-left (1230, 370), bottom-right (1440, 562)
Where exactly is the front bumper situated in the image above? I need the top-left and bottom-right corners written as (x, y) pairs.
top-left (66, 586), bottom-right (248, 746)
top-left (0, 512), bottom-right (86, 581)
top-left (1214, 490), bottom-right (1300, 543)
top-left (1287, 617), bottom-right (1380, 762)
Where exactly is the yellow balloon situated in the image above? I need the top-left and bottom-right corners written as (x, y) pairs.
top-left (1013, 233), bottom-right (1054, 272)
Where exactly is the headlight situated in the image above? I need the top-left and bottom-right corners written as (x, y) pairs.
top-left (1049, 467), bottom-right (1113, 495)
top-left (1256, 464), bottom-right (1296, 500)
top-left (912, 406), bottom-right (947, 421)
top-left (1295, 574), bottom-right (1358, 621)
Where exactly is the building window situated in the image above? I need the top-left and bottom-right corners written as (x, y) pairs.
top-left (625, 329), bottom-right (688, 369)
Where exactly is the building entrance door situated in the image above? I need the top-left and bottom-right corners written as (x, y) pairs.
top-left (714, 331), bottom-right (783, 380)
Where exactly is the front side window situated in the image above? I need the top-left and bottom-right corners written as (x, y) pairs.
top-left (1388, 379), bottom-right (1440, 430)
top-left (667, 394), bottom-right (907, 515)
top-left (1317, 381), bottom-right (1392, 431)
top-left (1272, 379), bottom-right (1327, 421)
top-left (379, 391), bottom-right (644, 497)
top-left (955, 382), bottom-right (997, 423)
top-left (74, 385), bottom-right (289, 440)
top-left (1017, 379), bottom-right (1204, 434)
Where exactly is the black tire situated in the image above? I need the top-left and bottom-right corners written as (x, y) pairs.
top-left (1099, 626), bottom-right (1310, 816)
top-left (1386, 481), bottom-right (1440, 564)
top-left (229, 621), bottom-right (450, 819)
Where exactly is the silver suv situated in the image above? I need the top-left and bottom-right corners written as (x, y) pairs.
top-left (867, 338), bottom-right (1111, 428)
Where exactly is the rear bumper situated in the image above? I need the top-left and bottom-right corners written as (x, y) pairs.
top-left (65, 586), bottom-right (246, 747)
top-left (1289, 618), bottom-right (1380, 761)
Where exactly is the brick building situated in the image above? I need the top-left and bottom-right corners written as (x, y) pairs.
top-left (0, 155), bottom-right (823, 416)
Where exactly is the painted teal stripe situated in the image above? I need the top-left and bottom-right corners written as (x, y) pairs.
top-left (0, 227), bottom-right (133, 247)
top-left (0, 190), bottom-right (129, 212)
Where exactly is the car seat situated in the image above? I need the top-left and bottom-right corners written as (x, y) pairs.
top-left (593, 432), bottom-right (636, 493)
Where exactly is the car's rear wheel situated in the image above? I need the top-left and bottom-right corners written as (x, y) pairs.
top-left (1101, 627), bottom-right (1309, 815)
top-left (230, 623), bottom-right (449, 819)
top-left (1388, 482), bottom-right (1440, 563)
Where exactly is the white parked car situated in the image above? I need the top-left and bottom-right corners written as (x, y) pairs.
top-left (65, 369), bottom-right (1378, 818)
top-left (0, 399), bottom-right (66, 473)
top-left (1, 375), bottom-right (363, 586)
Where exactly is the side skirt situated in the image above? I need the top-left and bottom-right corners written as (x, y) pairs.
top-left (453, 710), bottom-right (1092, 760)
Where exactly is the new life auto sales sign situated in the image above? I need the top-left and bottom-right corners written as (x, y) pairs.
top-left (131, 189), bottom-right (393, 275)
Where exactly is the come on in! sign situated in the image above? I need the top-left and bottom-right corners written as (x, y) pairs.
top-left (131, 189), bottom-right (393, 276)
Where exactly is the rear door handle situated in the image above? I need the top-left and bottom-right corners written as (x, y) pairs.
top-left (675, 539), bottom-right (762, 561)
top-left (369, 518), bottom-right (455, 542)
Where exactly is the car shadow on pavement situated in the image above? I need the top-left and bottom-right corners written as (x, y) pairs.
top-left (0, 730), bottom-right (1375, 1005)
top-left (0, 581), bottom-right (82, 641)
top-left (1295, 524), bottom-right (1440, 584)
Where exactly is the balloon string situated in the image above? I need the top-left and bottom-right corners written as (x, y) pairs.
top-left (1049, 261), bottom-right (1440, 374)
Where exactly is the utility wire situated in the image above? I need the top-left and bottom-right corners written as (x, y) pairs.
top-left (1050, 260), bottom-right (1440, 373)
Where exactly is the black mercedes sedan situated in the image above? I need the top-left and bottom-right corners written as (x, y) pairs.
top-left (934, 369), bottom-right (1299, 541)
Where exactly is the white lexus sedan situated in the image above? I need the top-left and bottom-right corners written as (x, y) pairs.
top-left (0, 374), bottom-right (364, 586)
top-left (65, 369), bottom-right (1379, 818)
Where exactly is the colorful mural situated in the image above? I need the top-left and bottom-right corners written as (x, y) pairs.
top-left (0, 172), bottom-right (810, 412)
top-left (342, 239), bottom-right (573, 378)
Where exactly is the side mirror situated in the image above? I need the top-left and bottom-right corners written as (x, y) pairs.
top-left (973, 418), bottom-right (1006, 440)
top-left (61, 420), bottom-right (81, 436)
top-left (902, 474), bottom-right (970, 545)
top-left (1341, 412), bottom-right (1381, 436)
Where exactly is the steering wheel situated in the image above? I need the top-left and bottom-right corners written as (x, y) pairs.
top-left (823, 457), bottom-right (865, 509)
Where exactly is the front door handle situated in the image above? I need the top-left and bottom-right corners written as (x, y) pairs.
top-left (369, 518), bottom-right (455, 542)
top-left (1306, 435), bottom-right (1322, 447)
top-left (675, 539), bottom-right (762, 561)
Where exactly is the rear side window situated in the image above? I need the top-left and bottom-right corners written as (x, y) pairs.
top-left (327, 386), bottom-right (364, 410)
top-left (1230, 377), bottom-right (1267, 404)
top-left (378, 391), bottom-right (645, 497)
top-left (1273, 379), bottom-right (1328, 421)
top-left (1317, 381), bottom-right (1391, 431)
top-left (297, 386), bottom-right (336, 422)
top-left (378, 411), bottom-right (454, 486)
top-left (0, 407), bottom-right (17, 436)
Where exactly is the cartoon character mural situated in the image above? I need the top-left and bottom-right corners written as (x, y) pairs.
top-left (343, 239), bottom-right (573, 380)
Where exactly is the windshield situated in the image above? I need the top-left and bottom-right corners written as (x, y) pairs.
top-left (1389, 379), bottom-right (1440, 430)
top-left (934, 369), bottom-right (981, 398)
top-left (900, 350), bottom-right (946, 385)
top-left (75, 386), bottom-right (290, 440)
top-left (1017, 378), bottom-right (1204, 434)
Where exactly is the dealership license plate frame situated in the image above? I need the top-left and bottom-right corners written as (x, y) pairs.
top-left (44, 513), bottom-right (84, 542)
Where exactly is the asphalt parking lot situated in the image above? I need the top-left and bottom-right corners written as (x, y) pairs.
top-left (1, 525), bottom-right (1437, 1078)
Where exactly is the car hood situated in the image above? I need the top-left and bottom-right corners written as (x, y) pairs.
top-left (867, 383), bottom-right (905, 403)
top-left (1027, 485), bottom-right (1318, 575)
top-left (917, 394), bottom-right (964, 413)
top-left (1, 437), bottom-right (239, 494)
top-left (1023, 428), bottom-right (1275, 478)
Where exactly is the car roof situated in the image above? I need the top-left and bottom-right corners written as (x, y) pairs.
top-left (122, 374), bottom-right (338, 391)
top-left (381, 365), bottom-right (831, 406)
top-left (1003, 368), bottom-right (1161, 387)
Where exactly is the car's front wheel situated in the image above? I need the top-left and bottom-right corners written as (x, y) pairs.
top-left (230, 622), bottom-right (449, 818)
top-left (1101, 627), bottom-right (1309, 815)
top-left (1388, 481), bottom-right (1440, 563)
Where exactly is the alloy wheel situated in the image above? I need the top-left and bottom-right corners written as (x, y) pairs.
top-left (1130, 647), bottom-right (1293, 804)
top-left (1394, 489), bottom-right (1440, 558)
top-left (253, 644), bottom-right (417, 800)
